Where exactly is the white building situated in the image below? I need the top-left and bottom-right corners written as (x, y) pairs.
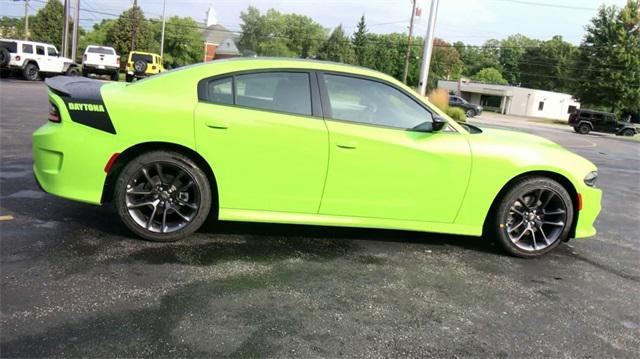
top-left (438, 80), bottom-right (580, 120)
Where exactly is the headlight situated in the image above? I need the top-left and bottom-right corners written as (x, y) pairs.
top-left (584, 171), bottom-right (598, 187)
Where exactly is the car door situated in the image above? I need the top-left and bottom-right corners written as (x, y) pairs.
top-left (34, 45), bottom-right (49, 71)
top-left (194, 71), bottom-right (329, 213)
top-left (318, 73), bottom-right (471, 223)
top-left (46, 46), bottom-right (64, 73)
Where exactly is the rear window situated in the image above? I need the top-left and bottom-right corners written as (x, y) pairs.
top-left (131, 53), bottom-right (153, 63)
top-left (0, 41), bottom-right (18, 53)
top-left (88, 46), bottom-right (115, 55)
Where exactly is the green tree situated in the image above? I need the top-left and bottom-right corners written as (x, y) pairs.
top-left (151, 16), bottom-right (202, 68)
top-left (0, 16), bottom-right (34, 39)
top-left (572, 0), bottom-right (640, 114)
top-left (106, 5), bottom-right (155, 57)
top-left (499, 34), bottom-right (539, 84)
top-left (352, 15), bottom-right (369, 66)
top-left (79, 19), bottom-right (116, 55)
top-left (238, 7), bottom-right (326, 58)
top-left (428, 38), bottom-right (464, 90)
top-left (472, 67), bottom-right (508, 84)
top-left (454, 39), bottom-right (501, 76)
top-left (517, 35), bottom-right (577, 92)
top-left (318, 25), bottom-right (354, 63)
top-left (30, 0), bottom-right (65, 49)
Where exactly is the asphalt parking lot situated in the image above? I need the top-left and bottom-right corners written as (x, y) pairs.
top-left (1, 79), bottom-right (639, 357)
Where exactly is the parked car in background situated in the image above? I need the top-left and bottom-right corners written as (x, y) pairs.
top-left (569, 108), bottom-right (636, 136)
top-left (0, 39), bottom-right (79, 81)
top-left (449, 95), bottom-right (483, 117)
top-left (125, 51), bottom-right (164, 82)
top-left (82, 45), bottom-right (120, 81)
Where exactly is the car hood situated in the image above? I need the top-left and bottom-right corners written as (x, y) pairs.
top-left (473, 127), bottom-right (562, 149)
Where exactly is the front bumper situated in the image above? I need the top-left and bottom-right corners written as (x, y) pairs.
top-left (574, 185), bottom-right (602, 238)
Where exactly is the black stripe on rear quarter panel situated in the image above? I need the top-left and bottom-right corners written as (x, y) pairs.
top-left (61, 97), bottom-right (116, 134)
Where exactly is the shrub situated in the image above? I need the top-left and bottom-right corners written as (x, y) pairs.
top-left (427, 88), bottom-right (449, 111)
top-left (446, 107), bottom-right (466, 123)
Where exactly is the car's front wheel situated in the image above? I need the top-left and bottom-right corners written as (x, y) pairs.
top-left (466, 109), bottom-right (476, 117)
top-left (115, 151), bottom-right (212, 242)
top-left (621, 128), bottom-right (635, 137)
top-left (490, 177), bottom-right (574, 258)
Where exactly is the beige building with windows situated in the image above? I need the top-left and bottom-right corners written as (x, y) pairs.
top-left (438, 80), bottom-right (580, 120)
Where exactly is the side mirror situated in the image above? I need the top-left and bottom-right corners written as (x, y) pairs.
top-left (432, 116), bottom-right (447, 131)
top-left (411, 116), bottom-right (448, 133)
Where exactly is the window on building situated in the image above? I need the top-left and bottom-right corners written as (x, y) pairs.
top-left (538, 101), bottom-right (545, 111)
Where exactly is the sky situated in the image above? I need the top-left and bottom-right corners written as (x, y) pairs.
top-left (0, 0), bottom-right (632, 45)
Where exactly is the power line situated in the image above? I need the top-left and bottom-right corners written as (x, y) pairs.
top-left (489, 0), bottom-right (598, 11)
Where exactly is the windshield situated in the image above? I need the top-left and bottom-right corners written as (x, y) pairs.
top-left (88, 46), bottom-right (115, 55)
top-left (131, 53), bottom-right (153, 63)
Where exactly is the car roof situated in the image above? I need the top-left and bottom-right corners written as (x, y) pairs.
top-left (86, 45), bottom-right (115, 49)
top-left (130, 51), bottom-right (160, 56)
top-left (187, 57), bottom-right (398, 83)
top-left (578, 109), bottom-right (615, 115)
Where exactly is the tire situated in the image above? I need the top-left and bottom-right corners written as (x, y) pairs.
top-left (22, 62), bottom-right (39, 81)
top-left (466, 109), bottom-right (476, 117)
top-left (114, 151), bottom-right (213, 242)
top-left (0, 47), bottom-right (10, 66)
top-left (125, 74), bottom-right (133, 82)
top-left (489, 177), bottom-right (574, 258)
top-left (82, 68), bottom-right (89, 77)
top-left (0, 69), bottom-right (9, 78)
top-left (66, 66), bottom-right (80, 76)
top-left (133, 60), bottom-right (147, 74)
top-left (110, 71), bottom-right (119, 81)
top-left (577, 123), bottom-right (591, 134)
top-left (621, 128), bottom-right (635, 137)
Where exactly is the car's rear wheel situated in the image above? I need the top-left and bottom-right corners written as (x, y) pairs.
top-left (621, 128), bottom-right (635, 137)
top-left (125, 74), bottom-right (133, 82)
top-left (577, 123), bottom-right (591, 134)
top-left (466, 109), bottom-right (476, 117)
top-left (115, 151), bottom-right (212, 242)
top-left (22, 63), bottom-right (39, 81)
top-left (490, 177), bottom-right (574, 258)
top-left (110, 71), bottom-right (119, 81)
top-left (66, 67), bottom-right (80, 76)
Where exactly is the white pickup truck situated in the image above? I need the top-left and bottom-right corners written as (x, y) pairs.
top-left (82, 45), bottom-right (120, 81)
top-left (0, 38), bottom-right (80, 80)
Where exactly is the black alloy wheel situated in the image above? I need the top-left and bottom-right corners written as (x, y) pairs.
top-left (491, 177), bottom-right (574, 258)
top-left (115, 151), bottom-right (212, 241)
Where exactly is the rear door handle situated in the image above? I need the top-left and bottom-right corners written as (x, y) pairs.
top-left (205, 119), bottom-right (229, 129)
top-left (336, 140), bottom-right (357, 149)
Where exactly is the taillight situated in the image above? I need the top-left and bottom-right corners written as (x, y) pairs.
top-left (83, 54), bottom-right (87, 61)
top-left (15, 55), bottom-right (20, 61)
top-left (48, 102), bottom-right (60, 123)
top-left (117, 57), bottom-right (120, 64)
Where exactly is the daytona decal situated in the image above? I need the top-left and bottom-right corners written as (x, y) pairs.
top-left (62, 97), bottom-right (116, 134)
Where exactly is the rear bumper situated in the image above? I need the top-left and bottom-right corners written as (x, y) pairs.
top-left (32, 94), bottom-right (121, 205)
top-left (574, 186), bottom-right (602, 238)
top-left (83, 65), bottom-right (119, 74)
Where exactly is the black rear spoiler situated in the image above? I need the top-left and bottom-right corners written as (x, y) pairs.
top-left (45, 76), bottom-right (105, 100)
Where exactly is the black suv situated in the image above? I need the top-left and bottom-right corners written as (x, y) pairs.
top-left (569, 109), bottom-right (637, 136)
top-left (449, 95), bottom-right (483, 117)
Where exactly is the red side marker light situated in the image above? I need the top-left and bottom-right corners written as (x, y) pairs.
top-left (104, 153), bottom-right (120, 173)
top-left (48, 102), bottom-right (60, 123)
top-left (577, 193), bottom-right (582, 211)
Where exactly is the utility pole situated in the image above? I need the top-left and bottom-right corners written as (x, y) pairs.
top-left (160, 0), bottom-right (167, 57)
top-left (418, 0), bottom-right (439, 96)
top-left (71, 0), bottom-right (80, 61)
top-left (402, 0), bottom-right (417, 84)
top-left (62, 0), bottom-right (71, 57)
top-left (130, 0), bottom-right (138, 51)
top-left (23, 0), bottom-right (29, 40)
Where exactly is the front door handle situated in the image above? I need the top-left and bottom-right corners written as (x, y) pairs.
top-left (336, 140), bottom-right (357, 149)
top-left (205, 119), bottom-right (229, 129)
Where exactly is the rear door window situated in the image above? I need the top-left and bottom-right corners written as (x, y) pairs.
top-left (22, 44), bottom-right (33, 54)
top-left (206, 77), bottom-right (233, 105)
top-left (235, 72), bottom-right (312, 116)
top-left (36, 45), bottom-right (45, 55)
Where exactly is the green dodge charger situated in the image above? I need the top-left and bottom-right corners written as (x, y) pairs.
top-left (33, 58), bottom-right (602, 257)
